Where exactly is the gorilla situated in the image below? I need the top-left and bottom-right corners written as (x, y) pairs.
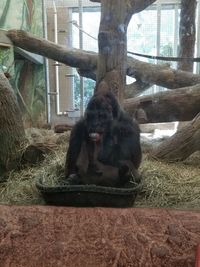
top-left (64, 91), bottom-right (142, 187)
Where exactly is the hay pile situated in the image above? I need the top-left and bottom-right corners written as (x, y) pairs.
top-left (136, 153), bottom-right (200, 209)
top-left (0, 128), bottom-right (199, 209)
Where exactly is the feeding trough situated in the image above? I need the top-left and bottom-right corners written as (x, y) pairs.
top-left (36, 178), bottom-right (142, 207)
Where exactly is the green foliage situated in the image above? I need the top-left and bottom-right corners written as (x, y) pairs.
top-left (0, 0), bottom-right (45, 125)
top-left (0, 47), bottom-right (14, 76)
top-left (0, 0), bottom-right (11, 28)
top-left (29, 65), bottom-right (46, 123)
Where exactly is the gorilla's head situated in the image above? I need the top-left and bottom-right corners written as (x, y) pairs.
top-left (84, 91), bottom-right (120, 135)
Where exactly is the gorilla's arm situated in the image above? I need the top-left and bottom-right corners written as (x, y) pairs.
top-left (117, 112), bottom-right (142, 169)
top-left (98, 112), bottom-right (141, 168)
top-left (65, 119), bottom-right (87, 177)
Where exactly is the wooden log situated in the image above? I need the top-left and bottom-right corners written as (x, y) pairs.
top-left (125, 80), bottom-right (151, 98)
top-left (91, 0), bottom-right (157, 16)
top-left (178, 0), bottom-right (197, 71)
top-left (127, 57), bottom-right (200, 89)
top-left (96, 0), bottom-right (130, 103)
top-left (151, 113), bottom-right (200, 161)
top-left (7, 30), bottom-right (200, 90)
top-left (128, 0), bottom-right (157, 15)
top-left (7, 30), bottom-right (96, 71)
top-left (0, 72), bottom-right (26, 176)
top-left (124, 84), bottom-right (200, 123)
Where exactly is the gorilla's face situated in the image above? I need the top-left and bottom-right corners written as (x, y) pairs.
top-left (84, 92), bottom-right (120, 138)
top-left (85, 105), bottom-right (113, 134)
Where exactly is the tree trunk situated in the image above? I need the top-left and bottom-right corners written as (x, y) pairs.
top-left (126, 57), bottom-right (200, 89)
top-left (95, 0), bottom-right (157, 102)
top-left (96, 0), bottom-right (130, 103)
top-left (0, 73), bottom-right (26, 176)
top-left (178, 0), bottom-right (197, 72)
top-left (7, 30), bottom-right (200, 90)
top-left (124, 84), bottom-right (200, 123)
top-left (151, 113), bottom-right (200, 161)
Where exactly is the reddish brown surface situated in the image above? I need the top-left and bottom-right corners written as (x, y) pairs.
top-left (0, 205), bottom-right (200, 267)
top-left (196, 245), bottom-right (200, 267)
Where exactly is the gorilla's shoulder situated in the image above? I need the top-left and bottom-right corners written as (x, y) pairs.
top-left (118, 110), bottom-right (140, 134)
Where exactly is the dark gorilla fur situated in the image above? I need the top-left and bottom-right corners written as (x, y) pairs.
top-left (64, 91), bottom-right (142, 187)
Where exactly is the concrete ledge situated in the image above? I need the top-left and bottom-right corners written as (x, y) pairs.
top-left (0, 205), bottom-right (200, 266)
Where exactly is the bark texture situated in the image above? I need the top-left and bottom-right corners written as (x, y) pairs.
top-left (0, 73), bottom-right (25, 175)
top-left (6, 30), bottom-right (200, 123)
top-left (124, 84), bottom-right (200, 123)
top-left (151, 113), bottom-right (200, 161)
top-left (91, 0), bottom-right (157, 16)
top-left (125, 81), bottom-right (151, 98)
top-left (7, 30), bottom-right (200, 90)
top-left (178, 0), bottom-right (197, 72)
top-left (96, 0), bottom-right (130, 103)
top-left (7, 30), bottom-right (97, 71)
top-left (95, 0), bottom-right (157, 100)
top-left (0, 205), bottom-right (200, 267)
top-left (126, 57), bottom-right (200, 89)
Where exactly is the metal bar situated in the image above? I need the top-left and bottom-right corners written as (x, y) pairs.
top-left (53, 0), bottom-right (61, 115)
top-left (79, 0), bottom-right (84, 116)
top-left (196, 0), bottom-right (200, 74)
top-left (42, 0), bottom-right (51, 123)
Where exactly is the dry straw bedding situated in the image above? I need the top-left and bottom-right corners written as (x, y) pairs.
top-left (0, 128), bottom-right (199, 209)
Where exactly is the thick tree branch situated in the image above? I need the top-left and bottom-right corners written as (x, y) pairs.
top-left (151, 113), bottom-right (200, 161)
top-left (178, 0), bottom-right (196, 71)
top-left (125, 81), bottom-right (151, 98)
top-left (7, 30), bottom-right (200, 91)
top-left (90, 0), bottom-right (157, 15)
top-left (77, 68), bottom-right (96, 81)
top-left (77, 69), bottom-right (150, 98)
top-left (124, 84), bottom-right (200, 123)
top-left (7, 30), bottom-right (96, 71)
top-left (127, 57), bottom-right (200, 89)
top-left (128, 0), bottom-right (157, 15)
